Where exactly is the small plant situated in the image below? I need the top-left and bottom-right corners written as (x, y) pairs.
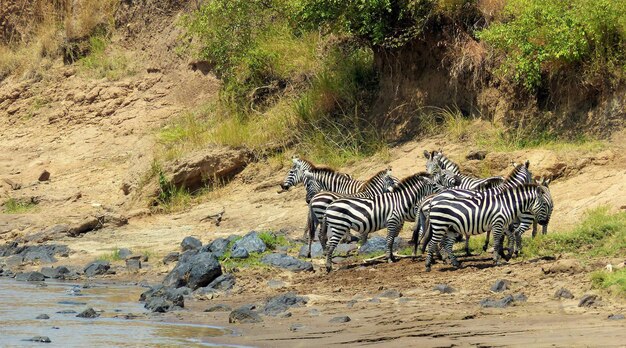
top-left (258, 231), bottom-right (290, 250)
top-left (78, 35), bottom-right (135, 80)
top-left (591, 268), bottom-right (626, 298)
top-left (3, 198), bottom-right (37, 214)
top-left (97, 249), bottom-right (122, 262)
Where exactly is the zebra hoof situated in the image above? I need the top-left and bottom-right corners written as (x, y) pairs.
top-left (451, 260), bottom-right (460, 268)
top-left (425, 266), bottom-right (432, 272)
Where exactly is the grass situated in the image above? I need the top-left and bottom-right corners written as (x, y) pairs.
top-left (97, 249), bottom-right (123, 262)
top-left (78, 35), bottom-right (136, 80)
top-left (591, 268), bottom-right (626, 298)
top-left (3, 198), bottom-right (37, 214)
top-left (258, 231), bottom-right (290, 250)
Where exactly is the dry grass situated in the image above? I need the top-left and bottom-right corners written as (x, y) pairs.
top-left (477, 0), bottom-right (507, 21)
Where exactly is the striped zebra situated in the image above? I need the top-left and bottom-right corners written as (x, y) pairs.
top-left (280, 155), bottom-right (354, 197)
top-left (322, 173), bottom-right (445, 272)
top-left (425, 150), bottom-right (504, 190)
top-left (412, 161), bottom-right (534, 256)
top-left (422, 183), bottom-right (554, 271)
top-left (303, 167), bottom-right (398, 258)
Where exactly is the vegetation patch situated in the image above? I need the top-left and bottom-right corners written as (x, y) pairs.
top-left (592, 268), bottom-right (626, 298)
top-left (97, 249), bottom-right (123, 262)
top-left (78, 35), bottom-right (136, 80)
top-left (2, 198), bottom-right (37, 214)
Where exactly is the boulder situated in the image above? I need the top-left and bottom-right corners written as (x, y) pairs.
top-left (84, 261), bottom-right (110, 277)
top-left (490, 279), bottom-right (510, 292)
top-left (167, 147), bottom-right (252, 192)
top-left (578, 294), bottom-right (599, 308)
top-left (25, 336), bottom-right (51, 343)
top-left (298, 242), bottom-right (324, 258)
top-left (261, 253), bottom-right (313, 272)
top-left (140, 285), bottom-right (186, 312)
top-left (480, 295), bottom-right (515, 308)
top-left (263, 292), bottom-right (308, 316)
top-left (230, 247), bottom-right (249, 259)
top-left (608, 314), bottom-right (625, 320)
top-left (76, 308), bottom-right (99, 318)
top-left (358, 236), bottom-right (401, 255)
top-left (162, 252), bottom-right (222, 290)
top-left (434, 284), bottom-right (455, 294)
top-left (15, 271), bottom-right (45, 282)
top-left (202, 238), bottom-right (230, 258)
top-left (329, 316), bottom-right (351, 323)
top-left (181, 236), bottom-right (202, 251)
top-left (117, 248), bottom-right (133, 259)
top-left (125, 258), bottom-right (141, 272)
top-left (40, 266), bottom-right (71, 279)
top-left (229, 307), bottom-right (263, 324)
top-left (207, 274), bottom-right (235, 291)
top-left (38, 170), bottom-right (51, 181)
top-left (232, 231), bottom-right (266, 254)
top-left (205, 304), bottom-right (232, 312)
top-left (554, 288), bottom-right (574, 299)
top-left (542, 259), bottom-right (583, 274)
top-left (35, 314), bottom-right (50, 319)
top-left (466, 150), bottom-right (487, 160)
top-left (162, 252), bottom-right (180, 265)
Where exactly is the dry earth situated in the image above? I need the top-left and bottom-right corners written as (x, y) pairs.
top-left (1, 6), bottom-right (626, 347)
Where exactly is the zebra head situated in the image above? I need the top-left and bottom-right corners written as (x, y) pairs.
top-left (433, 169), bottom-right (459, 188)
top-left (532, 183), bottom-right (554, 226)
top-left (535, 176), bottom-right (553, 233)
top-left (506, 160), bottom-right (533, 186)
top-left (424, 150), bottom-right (441, 174)
top-left (303, 170), bottom-right (322, 204)
top-left (280, 155), bottom-right (308, 191)
top-left (424, 149), bottom-right (461, 175)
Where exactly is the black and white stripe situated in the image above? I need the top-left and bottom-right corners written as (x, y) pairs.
top-left (422, 183), bottom-right (553, 271)
top-left (322, 173), bottom-right (445, 272)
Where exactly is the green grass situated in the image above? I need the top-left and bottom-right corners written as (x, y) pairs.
top-left (78, 36), bottom-right (136, 80)
top-left (97, 249), bottom-right (123, 262)
top-left (258, 231), bottom-right (290, 250)
top-left (592, 268), bottom-right (626, 298)
top-left (3, 198), bottom-right (37, 214)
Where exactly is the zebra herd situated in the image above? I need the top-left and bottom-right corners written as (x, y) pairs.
top-left (280, 151), bottom-right (554, 273)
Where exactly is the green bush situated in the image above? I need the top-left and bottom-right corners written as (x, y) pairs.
top-left (3, 198), bottom-right (37, 214)
top-left (478, 0), bottom-right (626, 90)
top-left (591, 268), bottom-right (626, 298)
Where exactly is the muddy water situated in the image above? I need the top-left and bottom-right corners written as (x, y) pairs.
top-left (0, 278), bottom-right (236, 347)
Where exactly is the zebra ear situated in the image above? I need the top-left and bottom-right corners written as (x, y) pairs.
top-left (423, 150), bottom-right (431, 159)
top-left (525, 160), bottom-right (530, 168)
top-left (544, 177), bottom-right (551, 186)
top-left (292, 155), bottom-right (300, 164)
top-left (511, 161), bottom-right (517, 168)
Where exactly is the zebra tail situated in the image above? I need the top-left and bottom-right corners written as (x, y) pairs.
top-left (412, 210), bottom-right (424, 256)
top-left (307, 204), bottom-right (317, 246)
top-left (420, 216), bottom-right (433, 254)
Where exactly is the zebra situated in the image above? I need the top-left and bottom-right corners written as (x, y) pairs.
top-left (425, 150), bottom-right (505, 190)
top-left (322, 172), bottom-right (446, 272)
top-left (280, 155), bottom-right (353, 196)
top-left (421, 182), bottom-right (554, 271)
top-left (412, 161), bottom-right (534, 257)
top-left (303, 167), bottom-right (398, 258)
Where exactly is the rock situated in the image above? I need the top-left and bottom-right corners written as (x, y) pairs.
top-left (56, 310), bottom-right (77, 314)
top-left (261, 253), bottom-right (313, 272)
top-left (205, 304), bottom-right (232, 312)
top-left (3, 178), bottom-right (21, 190)
top-left (308, 308), bottom-right (320, 316)
top-left (141, 285), bottom-right (187, 312)
top-left (263, 292), bottom-right (308, 316)
top-left (480, 295), bottom-right (515, 308)
top-left (490, 279), bottom-right (510, 292)
top-left (168, 148), bottom-right (252, 192)
top-left (290, 323), bottom-right (304, 332)
top-left (232, 231), bottom-right (266, 254)
top-left (193, 286), bottom-right (219, 300)
top-left (230, 247), bottom-right (249, 259)
top-left (346, 300), bottom-right (357, 308)
top-left (5, 254), bottom-right (24, 268)
top-left (117, 248), bottom-right (133, 259)
top-left (40, 266), bottom-right (71, 279)
top-left (145, 297), bottom-right (178, 313)
top-left (279, 312), bottom-right (292, 318)
top-left (335, 243), bottom-right (358, 256)
top-left (267, 280), bottom-right (286, 289)
top-left (358, 236), bottom-right (401, 254)
top-left (162, 252), bottom-right (222, 290)
top-left (202, 238), bottom-right (230, 258)
top-left (181, 236), bottom-right (202, 251)
top-left (125, 258), bottom-right (141, 272)
top-left (36, 314), bottom-right (50, 319)
top-left (207, 274), bottom-right (235, 291)
top-left (513, 293), bottom-right (527, 302)
top-left (434, 284), bottom-right (455, 294)
top-left (15, 271), bottom-right (46, 282)
top-left (25, 336), bottom-right (51, 343)
top-left (399, 297), bottom-right (414, 303)
top-left (329, 316), bottom-right (351, 323)
top-left (162, 252), bottom-right (180, 265)
top-left (76, 308), bottom-right (100, 318)
top-left (238, 303), bottom-right (258, 311)
top-left (368, 298), bottom-right (381, 304)
top-left (38, 170), bottom-right (51, 181)
top-left (379, 289), bottom-right (402, 298)
top-left (608, 314), bottom-right (625, 320)
top-left (84, 261), bottom-right (110, 277)
top-left (229, 308), bottom-right (263, 324)
top-left (466, 150), bottom-right (487, 160)
top-left (578, 294), bottom-right (599, 308)
top-left (554, 288), bottom-right (574, 299)
top-left (298, 242), bottom-right (324, 258)
top-left (542, 259), bottom-right (583, 274)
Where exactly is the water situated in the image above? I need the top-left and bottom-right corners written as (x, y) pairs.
top-left (0, 278), bottom-right (235, 347)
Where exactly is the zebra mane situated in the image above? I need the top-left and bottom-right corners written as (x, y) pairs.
top-left (504, 162), bottom-right (530, 181)
top-left (392, 171), bottom-right (431, 189)
top-left (359, 168), bottom-right (390, 189)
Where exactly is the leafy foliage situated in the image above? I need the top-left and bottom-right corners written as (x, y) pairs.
top-left (3, 198), bottom-right (37, 214)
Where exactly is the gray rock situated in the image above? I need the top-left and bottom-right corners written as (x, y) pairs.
top-left (181, 236), bottom-right (202, 251)
top-left (229, 308), bottom-right (263, 324)
top-left (205, 304), bottom-right (232, 312)
top-left (227, 235), bottom-right (240, 243)
top-left (207, 274), bottom-right (235, 291)
top-left (490, 279), bottom-right (510, 292)
top-left (279, 312), bottom-right (292, 318)
top-left (379, 289), bottom-right (402, 298)
top-left (466, 150), bottom-right (487, 160)
top-left (192, 286), bottom-right (219, 300)
top-left (513, 293), bottom-right (527, 302)
top-left (290, 323), bottom-right (304, 331)
top-left (232, 231), bottom-right (266, 254)
top-left (83, 261), bottom-right (110, 277)
top-left (368, 298), bottom-right (381, 304)
top-left (25, 336), bottom-right (51, 343)
top-left (21, 250), bottom-right (56, 263)
top-left (117, 248), bottom-right (133, 259)
top-left (238, 303), bottom-right (257, 311)
top-left (5, 254), bottom-right (24, 268)
top-left (267, 280), bottom-right (286, 289)
top-left (358, 236), bottom-right (401, 254)
top-left (434, 284), bottom-right (455, 294)
top-left (263, 292), bottom-right (308, 316)
top-left (480, 295), bottom-right (515, 308)
top-left (162, 252), bottom-right (180, 265)
top-left (230, 247), bottom-right (249, 259)
top-left (15, 271), bottom-right (45, 282)
top-left (608, 314), bottom-right (625, 320)
top-left (126, 258), bottom-right (141, 272)
top-left (140, 285), bottom-right (186, 313)
top-left (203, 238), bottom-right (230, 258)
top-left (298, 242), bottom-right (324, 258)
top-left (40, 266), bottom-right (70, 279)
top-left (335, 243), bottom-right (358, 256)
top-left (346, 300), bottom-right (357, 308)
top-left (145, 297), bottom-right (178, 313)
top-left (554, 288), bottom-right (574, 299)
top-left (56, 310), bottom-right (77, 314)
top-left (162, 252), bottom-right (222, 290)
top-left (308, 308), bottom-right (320, 316)
top-left (36, 314), bottom-right (50, 319)
top-left (76, 308), bottom-right (99, 318)
top-left (578, 294), bottom-right (599, 308)
top-left (329, 316), bottom-right (351, 323)
top-left (261, 253), bottom-right (313, 272)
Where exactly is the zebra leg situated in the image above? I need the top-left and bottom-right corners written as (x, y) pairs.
top-left (319, 217), bottom-right (329, 254)
top-left (482, 230), bottom-right (491, 252)
top-left (444, 232), bottom-right (460, 268)
top-left (492, 223), bottom-right (508, 265)
top-left (464, 234), bottom-right (472, 256)
top-left (512, 221), bottom-right (530, 258)
top-left (306, 207), bottom-right (316, 258)
top-left (386, 216), bottom-right (403, 263)
top-left (325, 226), bottom-right (345, 273)
top-left (532, 219), bottom-right (538, 238)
